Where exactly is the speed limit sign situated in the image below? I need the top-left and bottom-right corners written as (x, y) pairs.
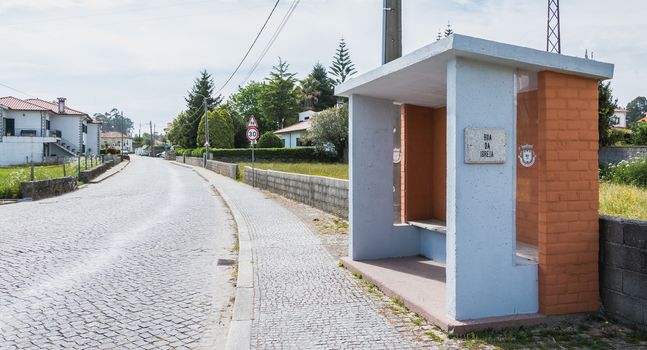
top-left (246, 127), bottom-right (259, 141)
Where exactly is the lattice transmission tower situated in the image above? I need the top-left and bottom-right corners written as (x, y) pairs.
top-left (546, 0), bottom-right (561, 53)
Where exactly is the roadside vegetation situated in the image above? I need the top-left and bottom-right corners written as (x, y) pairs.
top-left (599, 182), bottom-right (647, 221)
top-left (0, 158), bottom-right (102, 199)
top-left (237, 162), bottom-right (348, 181)
top-left (599, 156), bottom-right (647, 221)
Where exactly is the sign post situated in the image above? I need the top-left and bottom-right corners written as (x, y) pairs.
top-left (246, 116), bottom-right (260, 187)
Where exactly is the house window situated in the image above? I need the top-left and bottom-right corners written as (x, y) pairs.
top-left (46, 120), bottom-right (51, 130)
top-left (82, 125), bottom-right (87, 133)
top-left (296, 138), bottom-right (304, 146)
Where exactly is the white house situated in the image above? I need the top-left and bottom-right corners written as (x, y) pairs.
top-left (0, 96), bottom-right (98, 166)
top-left (100, 131), bottom-right (133, 152)
top-left (274, 110), bottom-right (317, 148)
top-left (612, 108), bottom-right (628, 128)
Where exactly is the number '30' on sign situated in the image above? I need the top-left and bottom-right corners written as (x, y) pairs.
top-left (246, 127), bottom-right (259, 141)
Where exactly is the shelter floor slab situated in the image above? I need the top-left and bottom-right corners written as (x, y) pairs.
top-left (340, 256), bottom-right (545, 335)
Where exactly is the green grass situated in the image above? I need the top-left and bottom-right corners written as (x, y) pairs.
top-left (462, 326), bottom-right (612, 350)
top-left (0, 160), bottom-right (91, 199)
top-left (237, 162), bottom-right (348, 180)
top-left (599, 182), bottom-right (647, 221)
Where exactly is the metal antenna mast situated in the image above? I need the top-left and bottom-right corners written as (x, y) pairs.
top-left (546, 0), bottom-right (561, 53)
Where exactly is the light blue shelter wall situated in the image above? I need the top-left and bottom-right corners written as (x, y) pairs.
top-left (445, 58), bottom-right (538, 320)
top-left (349, 95), bottom-right (419, 260)
top-left (420, 231), bottom-right (446, 264)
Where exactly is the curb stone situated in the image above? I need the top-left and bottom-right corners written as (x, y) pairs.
top-left (170, 161), bottom-right (254, 350)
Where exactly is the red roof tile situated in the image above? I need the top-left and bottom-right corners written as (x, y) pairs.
top-left (100, 131), bottom-right (131, 138)
top-left (25, 98), bottom-right (87, 116)
top-left (0, 96), bottom-right (48, 111)
top-left (274, 119), bottom-right (312, 134)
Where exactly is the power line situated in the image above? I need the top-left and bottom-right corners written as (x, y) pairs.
top-left (2, 0), bottom-right (223, 28)
top-left (213, 0), bottom-right (282, 96)
top-left (0, 81), bottom-right (38, 99)
top-left (237, 0), bottom-right (300, 88)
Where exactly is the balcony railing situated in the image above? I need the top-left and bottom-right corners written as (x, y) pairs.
top-left (3, 128), bottom-right (58, 138)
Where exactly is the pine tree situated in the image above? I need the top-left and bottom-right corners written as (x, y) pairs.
top-left (185, 70), bottom-right (222, 147)
top-left (301, 62), bottom-right (336, 111)
top-left (329, 38), bottom-right (357, 85)
top-left (444, 22), bottom-right (454, 37)
top-left (436, 29), bottom-right (443, 41)
top-left (598, 81), bottom-right (618, 146)
top-left (259, 58), bottom-right (301, 130)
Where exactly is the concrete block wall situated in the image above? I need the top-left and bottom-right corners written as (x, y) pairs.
top-left (243, 166), bottom-right (348, 218)
top-left (599, 147), bottom-right (647, 165)
top-left (178, 156), bottom-right (238, 180)
top-left (599, 216), bottom-right (647, 329)
top-left (205, 159), bottom-right (237, 179)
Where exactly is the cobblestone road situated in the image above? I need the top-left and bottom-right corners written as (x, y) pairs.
top-left (189, 165), bottom-right (411, 349)
top-left (0, 157), bottom-right (236, 349)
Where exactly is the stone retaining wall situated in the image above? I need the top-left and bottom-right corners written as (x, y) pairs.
top-left (599, 216), bottom-right (647, 329)
top-left (599, 146), bottom-right (647, 165)
top-left (177, 156), bottom-right (238, 180)
top-left (243, 166), bottom-right (348, 218)
top-left (79, 161), bottom-right (113, 183)
top-left (20, 177), bottom-right (77, 200)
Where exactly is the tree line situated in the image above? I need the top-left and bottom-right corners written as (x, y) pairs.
top-left (166, 38), bottom-right (357, 159)
top-left (599, 87), bottom-right (647, 147)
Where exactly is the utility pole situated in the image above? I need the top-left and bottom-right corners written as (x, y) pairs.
top-left (383, 0), bottom-right (403, 223)
top-left (547, 0), bottom-right (561, 53)
top-left (149, 121), bottom-right (153, 157)
top-left (120, 111), bottom-right (124, 154)
top-left (204, 97), bottom-right (209, 152)
top-left (382, 0), bottom-right (402, 64)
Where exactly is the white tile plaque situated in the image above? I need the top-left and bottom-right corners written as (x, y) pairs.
top-left (464, 128), bottom-right (506, 164)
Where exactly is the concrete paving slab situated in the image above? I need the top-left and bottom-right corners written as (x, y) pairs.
top-left (341, 256), bottom-right (546, 335)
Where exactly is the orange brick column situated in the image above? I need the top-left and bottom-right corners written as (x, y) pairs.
top-left (537, 71), bottom-right (600, 315)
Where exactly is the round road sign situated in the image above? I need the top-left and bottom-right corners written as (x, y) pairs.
top-left (246, 127), bottom-right (259, 141)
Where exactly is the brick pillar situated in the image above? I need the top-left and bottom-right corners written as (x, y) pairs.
top-left (537, 71), bottom-right (600, 315)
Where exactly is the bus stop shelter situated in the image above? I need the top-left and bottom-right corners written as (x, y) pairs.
top-left (336, 34), bottom-right (614, 333)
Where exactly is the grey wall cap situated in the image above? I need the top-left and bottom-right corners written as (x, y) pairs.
top-left (335, 34), bottom-right (614, 107)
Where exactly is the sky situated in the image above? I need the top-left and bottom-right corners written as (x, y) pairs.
top-left (0, 0), bottom-right (643, 132)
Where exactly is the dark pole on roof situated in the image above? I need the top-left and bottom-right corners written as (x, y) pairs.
top-left (383, 0), bottom-right (403, 223)
top-left (382, 0), bottom-right (402, 64)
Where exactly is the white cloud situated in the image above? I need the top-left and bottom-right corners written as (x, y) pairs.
top-left (0, 0), bottom-right (644, 127)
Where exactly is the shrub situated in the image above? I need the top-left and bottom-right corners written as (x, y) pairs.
top-left (608, 128), bottom-right (633, 145)
top-left (257, 132), bottom-right (284, 148)
top-left (177, 147), bottom-right (336, 162)
top-left (100, 148), bottom-right (120, 155)
top-left (190, 147), bottom-right (206, 157)
top-left (306, 104), bottom-right (348, 160)
top-left (631, 121), bottom-right (647, 145)
top-left (601, 156), bottom-right (647, 188)
top-left (197, 106), bottom-right (235, 149)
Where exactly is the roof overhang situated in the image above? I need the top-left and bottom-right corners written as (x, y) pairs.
top-left (335, 34), bottom-right (614, 108)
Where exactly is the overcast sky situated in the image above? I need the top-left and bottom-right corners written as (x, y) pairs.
top-left (0, 0), bottom-right (643, 132)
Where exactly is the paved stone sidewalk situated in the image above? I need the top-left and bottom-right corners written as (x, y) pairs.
top-left (189, 166), bottom-right (412, 349)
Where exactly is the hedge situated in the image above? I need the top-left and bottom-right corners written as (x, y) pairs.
top-left (174, 147), bottom-right (337, 162)
top-left (100, 148), bottom-right (121, 155)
